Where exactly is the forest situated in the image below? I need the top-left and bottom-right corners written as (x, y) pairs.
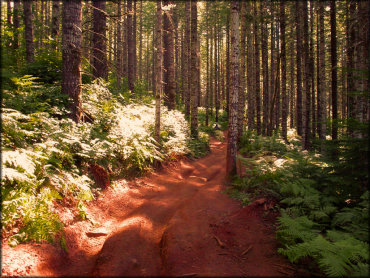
top-left (1, 0), bottom-right (369, 277)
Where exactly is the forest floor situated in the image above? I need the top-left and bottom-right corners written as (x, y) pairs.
top-left (2, 136), bottom-right (309, 277)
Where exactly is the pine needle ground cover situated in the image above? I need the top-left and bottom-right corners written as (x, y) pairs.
top-left (1, 78), bottom-right (191, 247)
top-left (231, 130), bottom-right (369, 277)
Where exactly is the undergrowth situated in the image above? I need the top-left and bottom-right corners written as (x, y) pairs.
top-left (1, 77), bottom-right (191, 247)
top-left (231, 129), bottom-right (369, 277)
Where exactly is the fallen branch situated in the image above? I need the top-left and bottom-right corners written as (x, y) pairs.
top-left (213, 235), bottom-right (226, 248)
top-left (240, 245), bottom-right (253, 256)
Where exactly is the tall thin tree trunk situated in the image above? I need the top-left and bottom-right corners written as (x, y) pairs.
top-left (238, 1), bottom-right (246, 141)
top-left (13, 0), bottom-right (21, 51)
top-left (226, 1), bottom-right (239, 177)
top-left (154, 0), bottom-right (162, 143)
top-left (92, 0), bottom-right (108, 79)
top-left (318, 1), bottom-right (327, 144)
top-left (254, 2), bottom-right (261, 135)
top-left (184, 1), bottom-right (191, 120)
top-left (163, 0), bottom-right (176, 110)
top-left (138, 0), bottom-right (143, 80)
top-left (127, 0), bottom-right (135, 93)
top-left (190, 0), bottom-right (198, 138)
top-left (303, 0), bottom-right (311, 149)
top-left (261, 1), bottom-right (269, 136)
top-left (330, 0), bottom-right (338, 140)
top-left (62, 0), bottom-right (82, 123)
top-left (117, 0), bottom-right (122, 88)
top-left (23, 1), bottom-right (35, 63)
top-left (246, 2), bottom-right (254, 131)
top-left (280, 1), bottom-right (287, 141)
top-left (296, 1), bottom-right (303, 136)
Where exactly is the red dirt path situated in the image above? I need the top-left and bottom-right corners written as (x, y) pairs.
top-left (2, 137), bottom-right (303, 277)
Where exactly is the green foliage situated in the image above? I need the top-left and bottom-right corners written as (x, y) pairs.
top-left (232, 130), bottom-right (369, 277)
top-left (187, 132), bottom-right (210, 158)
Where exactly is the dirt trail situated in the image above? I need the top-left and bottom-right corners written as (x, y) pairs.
top-left (2, 137), bottom-right (301, 277)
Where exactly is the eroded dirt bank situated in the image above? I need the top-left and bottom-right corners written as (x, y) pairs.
top-left (2, 138), bottom-right (302, 277)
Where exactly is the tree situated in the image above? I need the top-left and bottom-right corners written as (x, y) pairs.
top-left (51, 1), bottom-right (60, 39)
top-left (254, 2), bottom-right (261, 135)
top-left (330, 0), bottom-right (338, 141)
top-left (184, 1), bottom-right (191, 119)
top-left (238, 1), bottom-right (246, 142)
top-left (295, 1), bottom-right (303, 136)
top-left (246, 2), bottom-right (255, 131)
top-left (154, 0), bottom-right (162, 143)
top-left (23, 0), bottom-right (35, 63)
top-left (261, 1), bottom-right (269, 136)
top-left (127, 0), bottom-right (136, 93)
top-left (302, 0), bottom-right (311, 150)
top-left (280, 1), bottom-right (287, 141)
top-left (13, 0), bottom-right (21, 51)
top-left (62, 0), bottom-right (82, 123)
top-left (318, 1), bottom-right (327, 144)
top-left (190, 0), bottom-right (198, 138)
top-left (226, 1), bottom-right (239, 177)
top-left (163, 0), bottom-right (176, 110)
top-left (92, 0), bottom-right (108, 80)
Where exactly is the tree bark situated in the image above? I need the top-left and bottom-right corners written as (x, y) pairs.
top-left (92, 0), bottom-right (108, 80)
top-left (62, 0), bottom-right (82, 123)
top-left (238, 1), bottom-right (246, 142)
top-left (254, 2), bottom-right (261, 135)
top-left (127, 0), bottom-right (135, 93)
top-left (226, 1), bottom-right (239, 178)
top-left (23, 1), bottom-right (35, 63)
top-left (190, 0), bottom-right (198, 138)
top-left (296, 1), bottom-right (303, 136)
top-left (330, 0), bottom-right (338, 140)
top-left (246, 2), bottom-right (254, 131)
top-left (280, 1), bottom-right (287, 141)
top-left (154, 0), bottom-right (163, 144)
top-left (163, 0), bottom-right (176, 110)
top-left (261, 1), bottom-right (269, 136)
top-left (13, 0), bottom-right (21, 51)
top-left (184, 1), bottom-right (191, 120)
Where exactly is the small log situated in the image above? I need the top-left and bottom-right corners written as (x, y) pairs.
top-left (240, 245), bottom-right (253, 256)
top-left (213, 235), bottom-right (225, 248)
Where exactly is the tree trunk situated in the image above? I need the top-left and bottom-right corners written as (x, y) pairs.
top-left (127, 0), bottom-right (135, 93)
top-left (330, 0), bottom-right (338, 140)
top-left (13, 0), bottom-right (21, 51)
top-left (296, 1), bottom-right (303, 136)
top-left (318, 1), bottom-right (327, 144)
top-left (138, 0), bottom-right (143, 80)
top-left (154, 0), bottom-right (162, 144)
top-left (92, 0), bottom-right (108, 80)
top-left (261, 1), bottom-right (269, 136)
top-left (62, 0), bottom-right (82, 123)
top-left (254, 2), bottom-right (261, 135)
top-left (246, 2), bottom-right (254, 131)
top-left (163, 0), bottom-right (176, 110)
top-left (51, 1), bottom-right (60, 39)
top-left (226, 1), bottom-right (239, 178)
top-left (226, 12), bottom-right (230, 114)
top-left (190, 0), bottom-right (198, 138)
top-left (184, 1), bottom-right (191, 120)
top-left (23, 1), bottom-right (35, 63)
top-left (205, 1), bottom-right (210, 126)
top-left (116, 0), bottom-right (122, 88)
top-left (280, 1), bottom-right (287, 141)
top-left (302, 0), bottom-right (311, 150)
top-left (238, 1), bottom-right (246, 141)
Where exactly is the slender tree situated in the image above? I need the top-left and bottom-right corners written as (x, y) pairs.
top-left (238, 1), bottom-right (246, 141)
top-left (163, 0), bottom-right (176, 110)
top-left (261, 1), bottom-right (269, 136)
top-left (62, 0), bottom-right (82, 123)
top-left (190, 0), bottom-right (198, 138)
top-left (254, 2), bottom-right (261, 135)
top-left (23, 1), bottom-right (35, 63)
top-left (330, 0), bottom-right (338, 140)
top-left (184, 1), bottom-right (191, 119)
top-left (154, 0), bottom-right (163, 143)
top-left (13, 0), bottom-right (21, 51)
top-left (280, 1), bottom-right (287, 141)
top-left (226, 1), bottom-right (239, 177)
top-left (296, 1), bottom-right (303, 136)
top-left (92, 0), bottom-right (108, 80)
top-left (127, 0), bottom-right (135, 93)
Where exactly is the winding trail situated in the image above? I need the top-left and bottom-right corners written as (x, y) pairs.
top-left (2, 137), bottom-right (300, 277)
